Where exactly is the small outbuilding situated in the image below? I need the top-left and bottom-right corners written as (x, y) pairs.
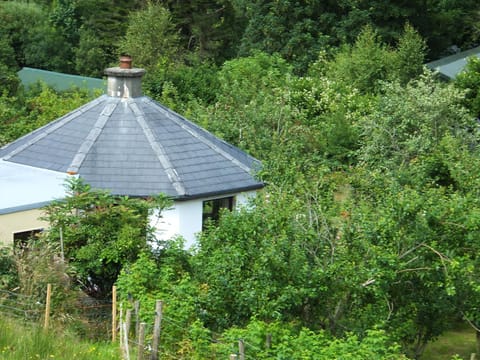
top-left (0, 57), bottom-right (263, 248)
top-left (18, 67), bottom-right (105, 93)
top-left (426, 45), bottom-right (480, 80)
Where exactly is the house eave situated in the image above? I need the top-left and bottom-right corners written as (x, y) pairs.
top-left (173, 183), bottom-right (265, 202)
top-left (121, 182), bottom-right (265, 202)
top-left (0, 201), bottom-right (53, 215)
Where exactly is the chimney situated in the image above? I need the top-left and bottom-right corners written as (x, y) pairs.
top-left (104, 55), bottom-right (145, 98)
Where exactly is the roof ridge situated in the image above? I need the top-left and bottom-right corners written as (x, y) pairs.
top-left (67, 100), bottom-right (117, 174)
top-left (129, 100), bottom-right (187, 196)
top-left (142, 98), bottom-right (253, 174)
top-left (1, 96), bottom-right (106, 161)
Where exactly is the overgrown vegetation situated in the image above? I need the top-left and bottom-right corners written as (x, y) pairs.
top-left (1, 0), bottom-right (480, 358)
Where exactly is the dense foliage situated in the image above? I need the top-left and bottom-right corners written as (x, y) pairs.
top-left (1, 0), bottom-right (480, 358)
top-left (41, 178), bottom-right (171, 297)
top-left (0, 0), bottom-right (478, 75)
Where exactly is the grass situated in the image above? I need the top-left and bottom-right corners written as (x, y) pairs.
top-left (422, 323), bottom-right (477, 360)
top-left (0, 316), bottom-right (121, 360)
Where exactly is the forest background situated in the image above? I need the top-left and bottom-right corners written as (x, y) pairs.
top-left (2, 0), bottom-right (480, 359)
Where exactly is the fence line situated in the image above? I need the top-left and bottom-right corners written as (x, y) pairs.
top-left (0, 284), bottom-right (271, 359)
top-left (0, 289), bottom-right (44, 322)
top-left (114, 294), bottom-right (268, 360)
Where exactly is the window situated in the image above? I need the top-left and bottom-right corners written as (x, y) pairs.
top-left (202, 196), bottom-right (235, 229)
top-left (13, 229), bottom-right (43, 251)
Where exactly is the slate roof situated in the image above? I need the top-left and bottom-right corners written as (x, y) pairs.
top-left (0, 94), bottom-right (263, 199)
top-left (426, 46), bottom-right (480, 79)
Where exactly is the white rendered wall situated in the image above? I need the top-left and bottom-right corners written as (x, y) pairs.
top-left (150, 200), bottom-right (202, 249)
top-left (235, 190), bottom-right (257, 209)
top-left (149, 190), bottom-right (258, 249)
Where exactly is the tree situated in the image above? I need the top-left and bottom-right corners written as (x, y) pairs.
top-left (0, 2), bottom-right (46, 68)
top-left (43, 178), bottom-right (171, 297)
top-left (0, 248), bottom-right (18, 290)
top-left (49, 0), bottom-right (81, 46)
top-left (455, 56), bottom-right (480, 118)
top-left (235, 0), bottom-right (331, 73)
top-left (358, 72), bottom-right (476, 170)
top-left (117, 2), bottom-right (179, 69)
top-left (219, 321), bottom-right (407, 359)
top-left (233, 0), bottom-right (479, 73)
top-left (48, 0), bottom-right (149, 75)
top-left (160, 0), bottom-right (242, 62)
top-left (327, 26), bottom-right (396, 95)
top-left (116, 241), bottom-right (204, 358)
top-left (394, 23), bottom-right (427, 85)
top-left (24, 23), bottom-right (74, 73)
top-left (0, 37), bottom-right (20, 95)
top-left (74, 27), bottom-right (109, 77)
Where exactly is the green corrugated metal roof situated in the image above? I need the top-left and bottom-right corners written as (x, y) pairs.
top-left (426, 46), bottom-right (480, 80)
top-left (17, 67), bottom-right (106, 92)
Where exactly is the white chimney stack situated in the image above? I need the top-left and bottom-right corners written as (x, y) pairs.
top-left (104, 55), bottom-right (145, 98)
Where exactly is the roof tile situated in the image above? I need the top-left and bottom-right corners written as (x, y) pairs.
top-left (0, 95), bottom-right (263, 198)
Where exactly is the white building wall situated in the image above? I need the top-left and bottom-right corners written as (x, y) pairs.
top-left (150, 199), bottom-right (202, 249)
top-left (178, 200), bottom-right (203, 248)
top-left (235, 190), bottom-right (257, 209)
top-left (149, 190), bottom-right (259, 249)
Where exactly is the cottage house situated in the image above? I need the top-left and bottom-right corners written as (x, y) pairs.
top-left (0, 57), bottom-right (263, 248)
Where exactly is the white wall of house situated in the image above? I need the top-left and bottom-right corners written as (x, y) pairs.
top-left (150, 190), bottom-right (258, 249)
top-left (0, 188), bottom-right (259, 249)
top-left (0, 161), bottom-right (68, 247)
top-left (235, 190), bottom-right (258, 209)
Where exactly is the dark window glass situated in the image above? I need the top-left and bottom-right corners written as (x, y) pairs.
top-left (202, 196), bottom-right (235, 228)
top-left (13, 229), bottom-right (42, 252)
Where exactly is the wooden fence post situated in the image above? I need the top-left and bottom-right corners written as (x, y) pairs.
top-left (151, 300), bottom-right (163, 360)
top-left (137, 322), bottom-right (146, 360)
top-left (59, 227), bottom-right (65, 263)
top-left (123, 321), bottom-right (131, 360)
top-left (238, 339), bottom-right (245, 360)
top-left (120, 304), bottom-right (124, 349)
top-left (126, 309), bottom-right (132, 338)
top-left (112, 286), bottom-right (117, 342)
top-left (477, 329), bottom-right (480, 360)
top-left (134, 300), bottom-right (140, 341)
top-left (43, 283), bottom-right (52, 330)
top-left (229, 355), bottom-right (238, 360)
top-left (266, 333), bottom-right (272, 349)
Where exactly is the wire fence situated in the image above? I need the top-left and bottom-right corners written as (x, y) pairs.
top-left (0, 286), bottom-right (113, 340)
top-left (0, 289), bottom-right (44, 322)
top-left (0, 284), bottom-right (268, 359)
top-left (114, 294), bottom-right (267, 360)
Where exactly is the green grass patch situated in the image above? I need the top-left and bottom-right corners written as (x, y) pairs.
top-left (0, 316), bottom-right (121, 360)
top-left (422, 324), bottom-right (476, 360)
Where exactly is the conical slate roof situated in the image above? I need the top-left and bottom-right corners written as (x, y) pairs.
top-left (0, 61), bottom-right (263, 199)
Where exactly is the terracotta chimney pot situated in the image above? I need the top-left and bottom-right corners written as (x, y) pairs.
top-left (119, 55), bottom-right (132, 69)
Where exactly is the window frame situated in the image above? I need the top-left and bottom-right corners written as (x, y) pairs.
top-left (202, 196), bottom-right (235, 229)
